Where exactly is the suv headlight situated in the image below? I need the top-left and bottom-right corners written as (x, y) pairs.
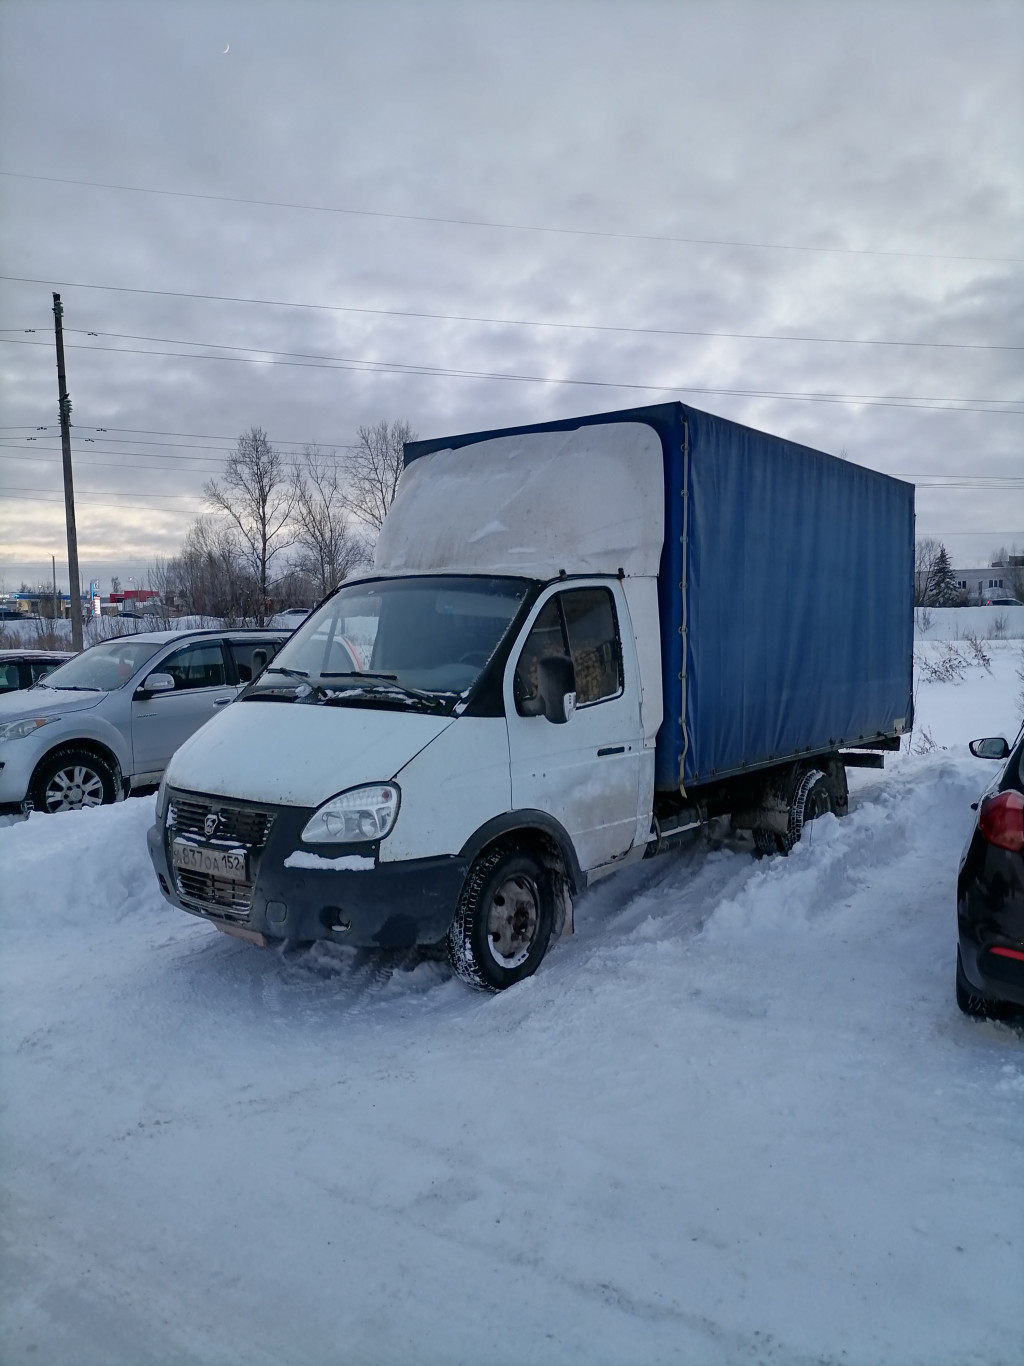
top-left (0, 716), bottom-right (61, 744)
top-left (301, 784), bottom-right (400, 844)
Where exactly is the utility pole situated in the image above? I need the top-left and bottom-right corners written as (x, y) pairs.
top-left (52, 292), bottom-right (83, 650)
top-left (51, 554), bottom-right (57, 624)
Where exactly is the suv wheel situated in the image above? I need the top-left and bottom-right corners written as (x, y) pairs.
top-left (30, 747), bottom-right (119, 813)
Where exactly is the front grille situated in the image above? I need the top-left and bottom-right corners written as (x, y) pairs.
top-left (176, 869), bottom-right (254, 917)
top-left (168, 791), bottom-right (277, 917)
top-left (169, 795), bottom-right (275, 848)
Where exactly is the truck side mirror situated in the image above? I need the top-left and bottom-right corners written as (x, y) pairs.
top-left (537, 655), bottom-right (577, 724)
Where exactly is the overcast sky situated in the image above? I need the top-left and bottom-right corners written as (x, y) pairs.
top-left (1, 0), bottom-right (1021, 595)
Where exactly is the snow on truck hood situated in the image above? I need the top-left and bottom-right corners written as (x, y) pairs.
top-left (164, 699), bottom-right (454, 808)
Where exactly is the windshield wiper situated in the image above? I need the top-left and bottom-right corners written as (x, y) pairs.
top-left (320, 669), bottom-right (398, 681)
top-left (263, 666), bottom-right (331, 701)
top-left (320, 671), bottom-right (447, 710)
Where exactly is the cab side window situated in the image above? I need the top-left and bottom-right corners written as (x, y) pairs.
top-left (561, 588), bottom-right (622, 705)
top-left (162, 642), bottom-right (227, 691)
top-left (514, 598), bottom-right (566, 713)
top-left (514, 588), bottom-right (623, 714)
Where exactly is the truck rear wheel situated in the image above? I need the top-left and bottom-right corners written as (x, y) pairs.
top-left (756, 766), bottom-right (837, 855)
top-left (446, 846), bottom-right (555, 991)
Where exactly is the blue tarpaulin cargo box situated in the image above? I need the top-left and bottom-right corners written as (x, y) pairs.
top-left (406, 402), bottom-right (915, 794)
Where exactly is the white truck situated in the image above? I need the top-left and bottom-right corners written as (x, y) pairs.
top-left (148, 403), bottom-right (914, 989)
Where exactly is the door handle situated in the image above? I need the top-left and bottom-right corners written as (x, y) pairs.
top-left (597, 745), bottom-right (625, 757)
top-left (213, 696), bottom-right (233, 706)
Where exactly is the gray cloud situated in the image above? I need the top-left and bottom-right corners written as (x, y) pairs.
top-left (1, 0), bottom-right (1021, 592)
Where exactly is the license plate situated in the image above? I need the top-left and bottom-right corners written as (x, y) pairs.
top-left (172, 840), bottom-right (248, 881)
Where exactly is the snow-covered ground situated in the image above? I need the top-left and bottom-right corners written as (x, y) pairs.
top-left (914, 603), bottom-right (1024, 642)
top-left (1, 641), bottom-right (1022, 1365)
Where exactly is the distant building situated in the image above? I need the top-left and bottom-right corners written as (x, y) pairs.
top-left (952, 567), bottom-right (1019, 605)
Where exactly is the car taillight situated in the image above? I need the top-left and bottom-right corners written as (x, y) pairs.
top-left (978, 791), bottom-right (1024, 852)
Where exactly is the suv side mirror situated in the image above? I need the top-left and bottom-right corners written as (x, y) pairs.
top-left (537, 655), bottom-right (577, 724)
top-left (969, 736), bottom-right (1010, 760)
top-left (252, 649), bottom-right (268, 676)
top-left (138, 671), bottom-right (175, 697)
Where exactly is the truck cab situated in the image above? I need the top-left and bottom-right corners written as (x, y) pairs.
top-left (149, 420), bottom-right (665, 988)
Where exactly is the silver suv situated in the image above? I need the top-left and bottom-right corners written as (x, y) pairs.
top-left (0, 628), bottom-right (286, 813)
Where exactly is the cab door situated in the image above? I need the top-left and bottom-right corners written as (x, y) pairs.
top-left (131, 638), bottom-right (236, 776)
top-left (505, 583), bottom-right (643, 873)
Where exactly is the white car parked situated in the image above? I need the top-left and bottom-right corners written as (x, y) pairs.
top-left (0, 628), bottom-right (286, 813)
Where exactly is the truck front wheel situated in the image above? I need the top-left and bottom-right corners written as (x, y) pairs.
top-left (446, 846), bottom-right (555, 991)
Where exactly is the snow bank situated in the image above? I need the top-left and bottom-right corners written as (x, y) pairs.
top-left (1, 649), bottom-right (1021, 1365)
top-left (915, 603), bottom-right (1024, 640)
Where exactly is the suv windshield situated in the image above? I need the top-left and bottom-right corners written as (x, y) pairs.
top-left (38, 639), bottom-right (164, 692)
top-left (251, 575), bottom-right (532, 708)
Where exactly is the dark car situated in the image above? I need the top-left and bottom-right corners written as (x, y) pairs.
top-left (956, 722), bottom-right (1024, 1018)
top-left (0, 648), bottom-right (76, 694)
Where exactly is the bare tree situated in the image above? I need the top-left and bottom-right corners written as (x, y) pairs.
top-left (291, 444), bottom-right (366, 598)
top-left (346, 419), bottom-right (416, 532)
top-left (204, 427), bottom-right (295, 624)
top-left (152, 517), bottom-right (257, 623)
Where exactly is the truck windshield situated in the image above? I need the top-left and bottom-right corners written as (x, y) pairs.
top-left (250, 575), bottom-right (532, 707)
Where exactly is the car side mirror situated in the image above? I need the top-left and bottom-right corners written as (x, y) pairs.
top-left (537, 655), bottom-right (577, 724)
top-left (969, 736), bottom-right (1010, 760)
top-left (252, 649), bottom-right (268, 676)
top-left (138, 671), bottom-right (175, 697)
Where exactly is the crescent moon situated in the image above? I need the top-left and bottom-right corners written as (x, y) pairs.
top-left (222, 43), bottom-right (230, 54)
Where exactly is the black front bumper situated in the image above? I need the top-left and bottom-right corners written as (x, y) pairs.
top-left (148, 794), bottom-right (469, 949)
top-left (957, 830), bottom-right (1024, 1010)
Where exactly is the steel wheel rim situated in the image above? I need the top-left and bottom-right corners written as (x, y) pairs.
top-left (486, 873), bottom-right (540, 969)
top-left (45, 764), bottom-right (105, 811)
top-left (804, 781), bottom-right (832, 822)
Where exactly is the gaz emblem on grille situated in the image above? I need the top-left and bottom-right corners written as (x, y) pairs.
top-left (204, 813), bottom-right (220, 837)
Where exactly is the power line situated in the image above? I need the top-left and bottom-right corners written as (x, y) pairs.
top-left (2, 335), bottom-right (1021, 415)
top-left (2, 483), bottom-right (202, 501)
top-left (69, 330), bottom-right (1024, 406)
top-left (3, 448), bottom-right (1023, 494)
top-left (2, 273), bottom-right (1019, 353)
top-left (0, 423), bottom-right (355, 452)
top-left (0, 489), bottom-right (196, 512)
top-left (3, 169), bottom-right (1018, 264)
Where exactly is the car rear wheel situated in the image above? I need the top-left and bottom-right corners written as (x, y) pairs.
top-left (955, 947), bottom-right (1011, 1020)
top-left (446, 846), bottom-right (555, 991)
top-left (30, 747), bottom-right (118, 813)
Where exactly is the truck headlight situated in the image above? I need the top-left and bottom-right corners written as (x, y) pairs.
top-left (0, 716), bottom-right (60, 744)
top-left (301, 784), bottom-right (400, 844)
